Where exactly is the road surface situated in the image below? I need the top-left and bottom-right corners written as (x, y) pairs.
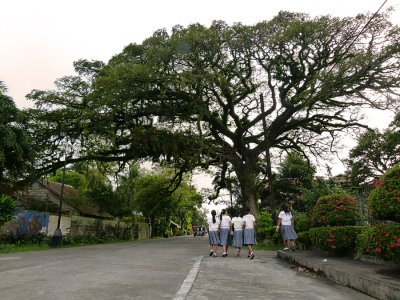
top-left (0, 236), bottom-right (373, 299)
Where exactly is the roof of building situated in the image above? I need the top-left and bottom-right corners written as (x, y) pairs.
top-left (38, 179), bottom-right (113, 219)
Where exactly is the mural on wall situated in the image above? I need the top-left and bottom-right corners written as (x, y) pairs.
top-left (16, 210), bottom-right (49, 236)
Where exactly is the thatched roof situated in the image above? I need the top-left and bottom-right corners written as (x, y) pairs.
top-left (38, 180), bottom-right (113, 219)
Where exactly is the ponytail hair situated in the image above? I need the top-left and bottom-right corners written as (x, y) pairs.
top-left (211, 210), bottom-right (216, 224)
top-left (220, 208), bottom-right (226, 221)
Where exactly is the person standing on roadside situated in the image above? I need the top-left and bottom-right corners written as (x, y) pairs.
top-left (219, 208), bottom-right (231, 257)
top-left (243, 207), bottom-right (256, 259)
top-left (276, 203), bottom-right (298, 251)
top-left (231, 209), bottom-right (244, 257)
top-left (207, 210), bottom-right (220, 257)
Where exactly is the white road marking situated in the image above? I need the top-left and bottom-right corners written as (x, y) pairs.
top-left (174, 256), bottom-right (203, 300)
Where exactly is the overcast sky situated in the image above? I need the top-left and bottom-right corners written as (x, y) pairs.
top-left (1, 0), bottom-right (399, 108)
top-left (1, 0), bottom-right (399, 195)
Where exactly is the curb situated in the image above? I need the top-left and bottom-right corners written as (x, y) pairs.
top-left (277, 250), bottom-right (400, 300)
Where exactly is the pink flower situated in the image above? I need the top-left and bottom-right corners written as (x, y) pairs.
top-left (375, 248), bottom-right (382, 253)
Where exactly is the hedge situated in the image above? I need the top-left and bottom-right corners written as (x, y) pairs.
top-left (368, 164), bottom-right (400, 222)
top-left (309, 226), bottom-right (365, 254)
top-left (356, 225), bottom-right (400, 263)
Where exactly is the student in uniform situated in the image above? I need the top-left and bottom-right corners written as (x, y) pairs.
top-left (276, 203), bottom-right (298, 251)
top-left (207, 210), bottom-right (220, 257)
top-left (231, 209), bottom-right (244, 257)
top-left (219, 208), bottom-right (232, 257)
top-left (243, 207), bottom-right (256, 259)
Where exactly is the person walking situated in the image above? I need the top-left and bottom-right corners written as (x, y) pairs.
top-left (231, 209), bottom-right (244, 257)
top-left (219, 208), bottom-right (231, 257)
top-left (276, 203), bottom-right (298, 251)
top-left (207, 210), bottom-right (220, 257)
top-left (243, 207), bottom-right (256, 259)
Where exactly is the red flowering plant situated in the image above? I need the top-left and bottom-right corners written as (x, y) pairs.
top-left (309, 226), bottom-right (364, 254)
top-left (368, 165), bottom-right (400, 222)
top-left (356, 225), bottom-right (400, 263)
top-left (311, 193), bottom-right (358, 227)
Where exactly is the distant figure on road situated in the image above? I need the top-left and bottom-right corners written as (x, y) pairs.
top-left (231, 209), bottom-right (244, 257)
top-left (207, 210), bottom-right (220, 257)
top-left (219, 208), bottom-right (232, 257)
top-left (276, 203), bottom-right (298, 251)
top-left (243, 207), bottom-right (256, 259)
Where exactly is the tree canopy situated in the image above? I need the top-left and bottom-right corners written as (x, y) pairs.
top-left (26, 11), bottom-right (400, 214)
top-left (347, 112), bottom-right (400, 186)
top-left (0, 81), bottom-right (35, 193)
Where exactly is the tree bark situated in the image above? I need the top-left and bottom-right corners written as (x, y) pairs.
top-left (235, 161), bottom-right (259, 217)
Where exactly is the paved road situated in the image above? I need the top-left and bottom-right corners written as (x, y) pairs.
top-left (0, 236), bottom-right (373, 299)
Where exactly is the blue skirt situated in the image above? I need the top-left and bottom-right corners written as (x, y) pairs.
top-left (280, 225), bottom-right (298, 240)
top-left (243, 228), bottom-right (257, 245)
top-left (208, 230), bottom-right (220, 245)
top-left (233, 230), bottom-right (243, 247)
top-left (219, 228), bottom-right (231, 246)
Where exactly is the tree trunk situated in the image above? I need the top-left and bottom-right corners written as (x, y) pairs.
top-left (235, 162), bottom-right (259, 217)
top-left (265, 149), bottom-right (278, 217)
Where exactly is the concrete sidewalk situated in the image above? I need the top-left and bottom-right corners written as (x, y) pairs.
top-left (277, 249), bottom-right (400, 300)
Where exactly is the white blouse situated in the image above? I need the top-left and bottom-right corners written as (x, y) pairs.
top-left (220, 215), bottom-right (231, 229)
top-left (207, 217), bottom-right (220, 231)
top-left (278, 211), bottom-right (293, 226)
top-left (231, 217), bottom-right (244, 230)
top-left (243, 214), bottom-right (256, 229)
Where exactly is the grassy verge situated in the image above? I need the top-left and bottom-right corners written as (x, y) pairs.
top-left (0, 237), bottom-right (144, 254)
top-left (0, 244), bottom-right (51, 253)
top-left (254, 241), bottom-right (283, 251)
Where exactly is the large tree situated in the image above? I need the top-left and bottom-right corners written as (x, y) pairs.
top-left (27, 11), bottom-right (400, 214)
top-left (0, 81), bottom-right (34, 193)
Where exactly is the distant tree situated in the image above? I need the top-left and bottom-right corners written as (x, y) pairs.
top-left (132, 169), bottom-right (202, 236)
top-left (302, 177), bottom-right (345, 213)
top-left (347, 113), bottom-right (400, 186)
top-left (273, 152), bottom-right (315, 211)
top-left (49, 170), bottom-right (88, 192)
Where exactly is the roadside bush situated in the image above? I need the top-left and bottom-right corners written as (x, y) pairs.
top-left (294, 212), bottom-right (311, 233)
top-left (297, 231), bottom-right (311, 248)
top-left (256, 211), bottom-right (273, 239)
top-left (309, 226), bottom-right (364, 254)
top-left (368, 165), bottom-right (400, 222)
top-left (311, 193), bottom-right (358, 227)
top-left (0, 232), bottom-right (50, 246)
top-left (356, 225), bottom-right (400, 263)
top-left (0, 194), bottom-right (16, 226)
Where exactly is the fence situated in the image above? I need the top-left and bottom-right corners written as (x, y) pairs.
top-left (0, 210), bottom-right (151, 240)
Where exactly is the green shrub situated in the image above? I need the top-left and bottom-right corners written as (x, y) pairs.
top-left (297, 231), bottom-right (311, 248)
top-left (309, 226), bottom-right (364, 254)
top-left (368, 165), bottom-right (400, 222)
top-left (256, 211), bottom-right (273, 238)
top-left (311, 193), bottom-right (358, 227)
top-left (294, 213), bottom-right (311, 232)
top-left (0, 194), bottom-right (16, 226)
top-left (356, 225), bottom-right (400, 263)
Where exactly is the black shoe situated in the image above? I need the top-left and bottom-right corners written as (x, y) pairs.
top-left (209, 250), bottom-right (213, 256)
top-left (222, 253), bottom-right (227, 257)
top-left (250, 253), bottom-right (255, 260)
